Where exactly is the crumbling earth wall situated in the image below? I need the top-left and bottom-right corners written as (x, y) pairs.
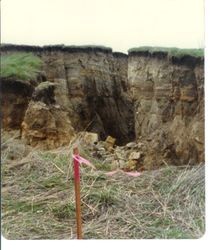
top-left (128, 51), bottom-right (204, 167)
top-left (1, 45), bottom-right (204, 166)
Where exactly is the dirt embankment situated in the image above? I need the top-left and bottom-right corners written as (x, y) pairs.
top-left (128, 51), bottom-right (204, 167)
top-left (1, 45), bottom-right (134, 147)
top-left (1, 45), bottom-right (204, 167)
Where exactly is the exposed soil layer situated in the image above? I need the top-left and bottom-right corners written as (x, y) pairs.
top-left (128, 53), bottom-right (204, 167)
top-left (1, 79), bottom-right (34, 129)
top-left (1, 45), bottom-right (204, 167)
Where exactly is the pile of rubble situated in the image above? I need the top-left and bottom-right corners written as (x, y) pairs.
top-left (79, 132), bottom-right (146, 172)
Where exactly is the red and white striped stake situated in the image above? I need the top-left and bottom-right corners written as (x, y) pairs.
top-left (73, 147), bottom-right (82, 239)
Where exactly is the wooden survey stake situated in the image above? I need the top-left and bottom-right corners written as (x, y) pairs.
top-left (73, 147), bottom-right (82, 239)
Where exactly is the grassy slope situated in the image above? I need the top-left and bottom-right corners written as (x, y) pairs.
top-left (1, 53), bottom-right (42, 81)
top-left (1, 132), bottom-right (205, 239)
top-left (128, 47), bottom-right (204, 58)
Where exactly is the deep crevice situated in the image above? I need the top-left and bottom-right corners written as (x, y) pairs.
top-left (85, 95), bottom-right (135, 145)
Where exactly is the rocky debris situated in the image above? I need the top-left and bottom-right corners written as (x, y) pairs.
top-left (126, 142), bottom-right (137, 149)
top-left (78, 128), bottom-right (203, 171)
top-left (79, 132), bottom-right (98, 145)
top-left (126, 160), bottom-right (138, 170)
top-left (79, 135), bottom-right (144, 171)
top-left (129, 151), bottom-right (141, 160)
top-left (105, 136), bottom-right (116, 152)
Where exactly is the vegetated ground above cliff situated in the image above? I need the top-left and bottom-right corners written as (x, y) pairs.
top-left (128, 46), bottom-right (204, 57)
top-left (1, 130), bottom-right (205, 239)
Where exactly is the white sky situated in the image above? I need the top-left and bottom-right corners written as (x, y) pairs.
top-left (1, 0), bottom-right (205, 53)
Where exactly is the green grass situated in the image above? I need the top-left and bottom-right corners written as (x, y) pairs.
top-left (4, 200), bottom-right (46, 213)
top-left (128, 46), bottom-right (204, 58)
top-left (1, 53), bottom-right (42, 81)
top-left (85, 188), bottom-right (118, 207)
top-left (52, 203), bottom-right (75, 219)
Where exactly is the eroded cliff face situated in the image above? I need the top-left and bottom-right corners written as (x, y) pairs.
top-left (41, 49), bottom-right (135, 145)
top-left (1, 45), bottom-right (204, 166)
top-left (128, 52), bottom-right (204, 167)
top-left (61, 51), bottom-right (134, 143)
top-left (1, 46), bottom-right (135, 147)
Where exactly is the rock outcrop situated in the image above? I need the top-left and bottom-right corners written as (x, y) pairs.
top-left (1, 45), bottom-right (204, 167)
top-left (21, 81), bottom-right (75, 149)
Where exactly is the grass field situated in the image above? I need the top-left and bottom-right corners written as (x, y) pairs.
top-left (1, 131), bottom-right (205, 239)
